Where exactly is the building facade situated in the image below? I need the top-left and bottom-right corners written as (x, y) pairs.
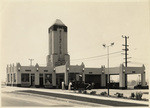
top-left (6, 19), bottom-right (146, 89)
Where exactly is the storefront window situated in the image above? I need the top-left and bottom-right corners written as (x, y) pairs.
top-left (7, 74), bottom-right (10, 82)
top-left (14, 73), bottom-right (16, 82)
top-left (21, 73), bottom-right (29, 82)
top-left (11, 74), bottom-right (12, 82)
top-left (45, 74), bottom-right (52, 85)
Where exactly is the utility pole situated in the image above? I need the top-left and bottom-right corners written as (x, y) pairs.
top-left (28, 59), bottom-right (34, 66)
top-left (122, 35), bottom-right (130, 67)
top-left (122, 35), bottom-right (130, 89)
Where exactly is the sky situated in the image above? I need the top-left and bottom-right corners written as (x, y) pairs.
top-left (0, 0), bottom-right (150, 82)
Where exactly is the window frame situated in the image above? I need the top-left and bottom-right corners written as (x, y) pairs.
top-left (21, 73), bottom-right (29, 82)
top-left (14, 73), bottom-right (16, 82)
top-left (7, 74), bottom-right (10, 82)
top-left (45, 74), bottom-right (52, 85)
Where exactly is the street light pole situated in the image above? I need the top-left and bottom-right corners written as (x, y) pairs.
top-left (103, 42), bottom-right (114, 96)
top-left (107, 46), bottom-right (110, 96)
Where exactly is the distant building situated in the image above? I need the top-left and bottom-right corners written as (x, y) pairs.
top-left (6, 19), bottom-right (146, 89)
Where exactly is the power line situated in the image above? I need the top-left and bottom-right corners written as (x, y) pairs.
top-left (71, 54), bottom-right (123, 63)
top-left (71, 50), bottom-right (123, 61)
top-left (36, 51), bottom-right (124, 65)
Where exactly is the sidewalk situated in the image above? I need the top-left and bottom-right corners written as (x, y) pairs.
top-left (2, 86), bottom-right (149, 107)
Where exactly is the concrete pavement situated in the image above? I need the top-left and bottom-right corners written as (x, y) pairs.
top-left (2, 86), bottom-right (149, 107)
top-left (19, 90), bottom-right (148, 107)
top-left (1, 86), bottom-right (107, 107)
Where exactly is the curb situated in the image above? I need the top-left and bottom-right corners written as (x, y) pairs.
top-left (18, 90), bottom-right (149, 107)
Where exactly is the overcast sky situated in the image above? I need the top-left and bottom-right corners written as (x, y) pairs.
top-left (1, 0), bottom-right (149, 82)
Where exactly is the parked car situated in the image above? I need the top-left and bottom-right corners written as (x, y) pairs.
top-left (71, 81), bottom-right (91, 90)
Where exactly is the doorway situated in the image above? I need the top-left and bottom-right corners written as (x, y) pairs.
top-left (109, 74), bottom-right (119, 89)
top-left (127, 74), bottom-right (140, 89)
top-left (31, 74), bottom-right (35, 87)
top-left (39, 74), bottom-right (44, 87)
top-left (85, 74), bottom-right (101, 88)
top-left (56, 73), bottom-right (64, 88)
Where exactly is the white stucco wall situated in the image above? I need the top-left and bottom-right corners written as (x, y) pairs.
top-left (55, 65), bottom-right (66, 73)
top-left (105, 67), bottom-right (120, 75)
top-left (6, 63), bottom-right (56, 87)
top-left (69, 65), bottom-right (83, 73)
top-left (84, 68), bottom-right (102, 75)
top-left (125, 66), bottom-right (145, 74)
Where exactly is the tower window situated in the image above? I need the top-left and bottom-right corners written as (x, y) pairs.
top-left (59, 38), bottom-right (62, 42)
top-left (59, 30), bottom-right (62, 54)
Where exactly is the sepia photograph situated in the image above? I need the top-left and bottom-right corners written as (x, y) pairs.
top-left (0, 0), bottom-right (149, 107)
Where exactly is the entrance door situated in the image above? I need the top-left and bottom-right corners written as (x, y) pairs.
top-left (56, 74), bottom-right (64, 88)
top-left (39, 74), bottom-right (44, 87)
top-left (31, 74), bottom-right (35, 87)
